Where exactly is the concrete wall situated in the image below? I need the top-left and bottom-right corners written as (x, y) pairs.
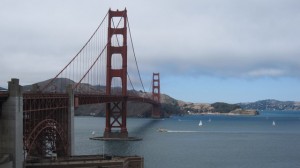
top-left (0, 162), bottom-right (13, 168)
top-left (0, 79), bottom-right (23, 168)
top-left (24, 156), bottom-right (144, 168)
top-left (0, 154), bottom-right (13, 168)
top-left (67, 86), bottom-right (74, 156)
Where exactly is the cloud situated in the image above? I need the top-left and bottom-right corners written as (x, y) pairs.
top-left (132, 0), bottom-right (300, 79)
top-left (247, 68), bottom-right (286, 77)
top-left (1, 0), bottom-right (300, 88)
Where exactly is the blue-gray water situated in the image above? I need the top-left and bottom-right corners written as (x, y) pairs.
top-left (75, 111), bottom-right (300, 168)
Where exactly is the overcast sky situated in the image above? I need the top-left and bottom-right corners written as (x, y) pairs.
top-left (1, 0), bottom-right (300, 103)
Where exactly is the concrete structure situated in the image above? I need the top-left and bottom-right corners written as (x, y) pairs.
top-left (0, 79), bottom-right (23, 168)
top-left (24, 155), bottom-right (144, 168)
top-left (67, 86), bottom-right (75, 156)
top-left (0, 154), bottom-right (13, 168)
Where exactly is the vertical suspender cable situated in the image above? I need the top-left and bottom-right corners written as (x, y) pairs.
top-left (127, 17), bottom-right (146, 93)
top-left (41, 12), bottom-right (109, 92)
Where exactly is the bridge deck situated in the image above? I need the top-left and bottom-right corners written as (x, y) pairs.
top-left (75, 94), bottom-right (158, 106)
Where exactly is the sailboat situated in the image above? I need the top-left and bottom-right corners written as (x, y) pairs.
top-left (199, 120), bottom-right (203, 127)
top-left (272, 121), bottom-right (276, 126)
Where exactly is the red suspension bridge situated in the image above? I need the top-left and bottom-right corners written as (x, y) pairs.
top-left (0, 9), bottom-right (161, 161)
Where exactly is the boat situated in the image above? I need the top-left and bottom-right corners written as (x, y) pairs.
top-left (157, 128), bottom-right (168, 132)
top-left (272, 121), bottom-right (276, 126)
top-left (199, 120), bottom-right (203, 126)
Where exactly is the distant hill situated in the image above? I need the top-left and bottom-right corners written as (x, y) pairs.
top-left (23, 78), bottom-right (103, 94)
top-left (179, 99), bottom-right (300, 114)
top-left (0, 87), bottom-right (7, 91)
top-left (178, 102), bottom-right (258, 115)
top-left (238, 99), bottom-right (300, 111)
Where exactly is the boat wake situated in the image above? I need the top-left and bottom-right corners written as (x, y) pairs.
top-left (157, 129), bottom-right (278, 134)
top-left (167, 130), bottom-right (203, 133)
top-left (158, 128), bottom-right (204, 133)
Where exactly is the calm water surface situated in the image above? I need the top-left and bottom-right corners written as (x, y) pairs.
top-left (74, 111), bottom-right (300, 168)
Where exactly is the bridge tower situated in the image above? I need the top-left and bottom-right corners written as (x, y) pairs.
top-left (152, 73), bottom-right (161, 118)
top-left (104, 9), bottom-right (128, 138)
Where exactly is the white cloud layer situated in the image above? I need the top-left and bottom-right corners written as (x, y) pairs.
top-left (1, 0), bottom-right (300, 87)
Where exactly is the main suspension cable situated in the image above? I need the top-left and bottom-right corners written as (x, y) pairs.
top-left (42, 12), bottom-right (109, 92)
top-left (74, 10), bottom-right (127, 90)
top-left (112, 16), bottom-right (136, 92)
top-left (127, 16), bottom-right (146, 93)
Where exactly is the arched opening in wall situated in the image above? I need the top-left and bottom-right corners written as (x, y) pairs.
top-left (111, 77), bottom-right (122, 95)
top-left (111, 34), bottom-right (124, 47)
top-left (111, 17), bottom-right (124, 29)
top-left (111, 54), bottom-right (123, 69)
top-left (26, 120), bottom-right (68, 159)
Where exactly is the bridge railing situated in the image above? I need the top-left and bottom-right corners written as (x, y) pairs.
top-left (0, 153), bottom-right (13, 165)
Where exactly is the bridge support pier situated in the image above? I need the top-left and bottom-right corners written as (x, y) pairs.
top-left (103, 131), bottom-right (128, 139)
top-left (152, 104), bottom-right (161, 118)
top-left (0, 78), bottom-right (23, 168)
top-left (104, 98), bottom-right (128, 139)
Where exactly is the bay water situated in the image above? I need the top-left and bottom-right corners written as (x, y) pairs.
top-left (75, 111), bottom-right (300, 168)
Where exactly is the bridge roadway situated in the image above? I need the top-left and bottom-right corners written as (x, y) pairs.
top-left (25, 155), bottom-right (143, 168)
top-left (75, 94), bottom-right (158, 106)
top-left (22, 92), bottom-right (158, 111)
top-left (22, 92), bottom-right (158, 107)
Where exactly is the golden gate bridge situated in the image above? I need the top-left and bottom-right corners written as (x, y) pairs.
top-left (0, 8), bottom-right (161, 163)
